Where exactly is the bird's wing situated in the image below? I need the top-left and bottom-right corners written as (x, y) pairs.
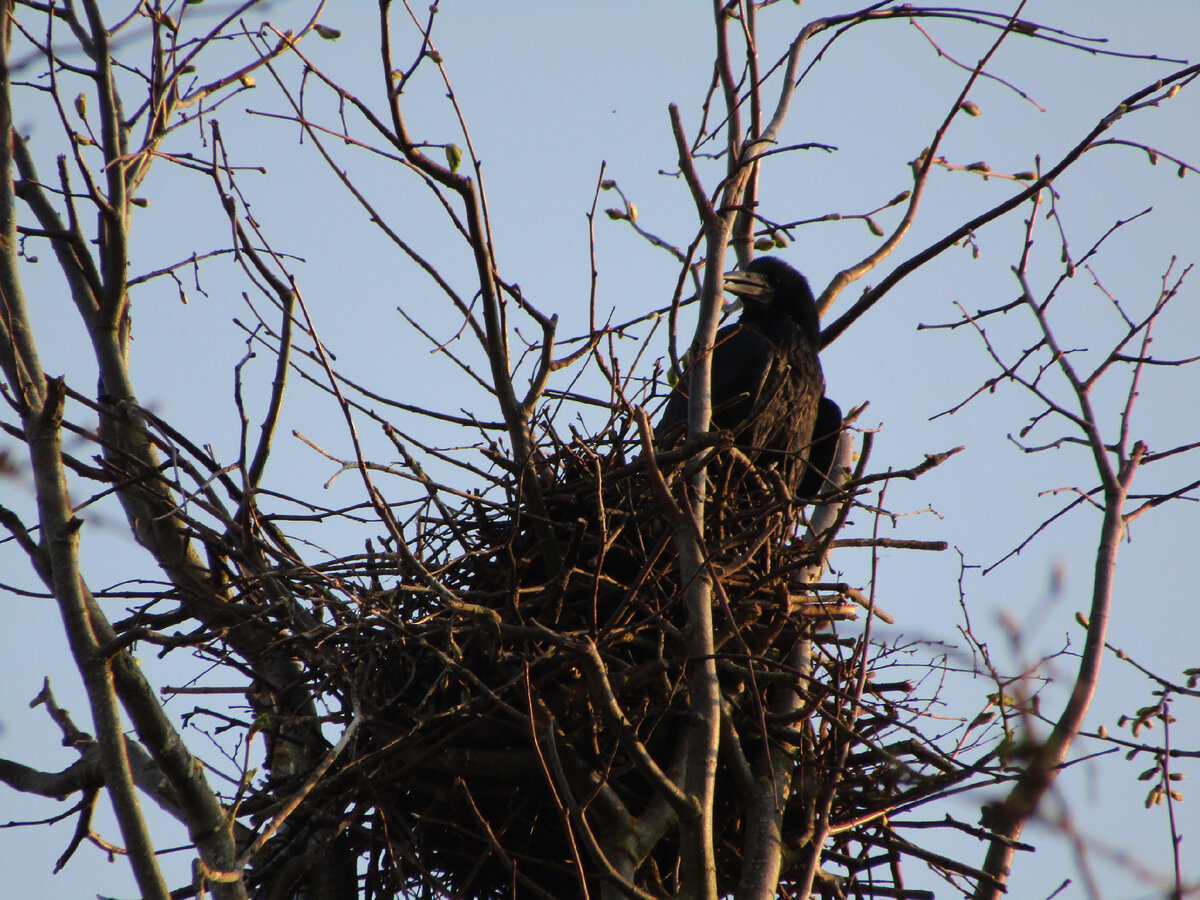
top-left (796, 396), bottom-right (843, 500)
top-left (657, 323), bottom-right (772, 438)
top-left (707, 324), bottom-right (775, 429)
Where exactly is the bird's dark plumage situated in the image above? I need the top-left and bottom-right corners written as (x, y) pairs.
top-left (658, 256), bottom-right (841, 501)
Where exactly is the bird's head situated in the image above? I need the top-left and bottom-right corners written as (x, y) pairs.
top-left (724, 256), bottom-right (820, 344)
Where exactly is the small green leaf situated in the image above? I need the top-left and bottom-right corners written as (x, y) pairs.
top-left (968, 711), bottom-right (995, 730)
top-left (865, 217), bottom-right (883, 237)
top-left (604, 208), bottom-right (627, 221)
top-left (314, 24), bottom-right (341, 40)
top-left (960, 100), bottom-right (982, 116)
top-left (445, 144), bottom-right (462, 173)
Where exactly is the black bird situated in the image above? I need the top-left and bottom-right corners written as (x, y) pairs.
top-left (657, 256), bottom-right (841, 502)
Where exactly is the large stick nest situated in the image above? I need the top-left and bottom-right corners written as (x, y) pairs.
top-left (238, 415), bottom-right (952, 899)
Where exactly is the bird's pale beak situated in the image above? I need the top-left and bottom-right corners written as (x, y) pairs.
top-left (723, 269), bottom-right (774, 304)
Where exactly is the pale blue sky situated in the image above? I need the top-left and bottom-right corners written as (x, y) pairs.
top-left (1, 2), bottom-right (1197, 897)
